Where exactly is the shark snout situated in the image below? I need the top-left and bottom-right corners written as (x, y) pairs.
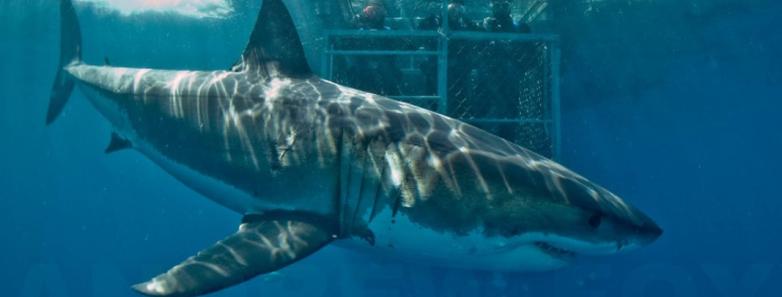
top-left (606, 205), bottom-right (663, 253)
top-left (633, 215), bottom-right (663, 245)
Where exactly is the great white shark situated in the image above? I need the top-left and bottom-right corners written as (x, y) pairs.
top-left (47, 0), bottom-right (662, 296)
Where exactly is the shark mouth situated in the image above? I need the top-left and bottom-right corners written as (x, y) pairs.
top-left (534, 241), bottom-right (577, 260)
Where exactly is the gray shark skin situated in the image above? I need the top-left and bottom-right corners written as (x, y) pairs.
top-left (48, 0), bottom-right (662, 296)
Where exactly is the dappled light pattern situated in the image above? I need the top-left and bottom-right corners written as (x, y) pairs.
top-left (66, 62), bottom-right (652, 239)
top-left (132, 218), bottom-right (331, 296)
top-left (76, 0), bottom-right (233, 19)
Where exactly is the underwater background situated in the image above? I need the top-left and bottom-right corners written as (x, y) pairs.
top-left (1, 0), bottom-right (780, 296)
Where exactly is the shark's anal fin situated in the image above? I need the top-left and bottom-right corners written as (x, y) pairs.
top-left (132, 211), bottom-right (336, 297)
top-left (105, 132), bottom-right (131, 154)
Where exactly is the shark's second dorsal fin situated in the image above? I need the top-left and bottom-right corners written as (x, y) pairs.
top-left (232, 0), bottom-right (311, 78)
top-left (105, 132), bottom-right (131, 154)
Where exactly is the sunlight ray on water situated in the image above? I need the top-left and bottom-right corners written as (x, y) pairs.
top-left (76, 0), bottom-right (233, 19)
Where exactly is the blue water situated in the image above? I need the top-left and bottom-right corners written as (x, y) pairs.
top-left (1, 1), bottom-right (781, 296)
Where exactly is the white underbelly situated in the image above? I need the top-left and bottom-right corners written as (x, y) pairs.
top-left (132, 141), bottom-right (270, 214)
top-left (77, 80), bottom-right (262, 214)
top-left (336, 209), bottom-right (570, 271)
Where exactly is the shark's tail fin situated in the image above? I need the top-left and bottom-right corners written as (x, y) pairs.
top-left (47, 0), bottom-right (82, 125)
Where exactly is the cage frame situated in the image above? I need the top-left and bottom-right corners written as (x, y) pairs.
top-left (319, 3), bottom-right (561, 159)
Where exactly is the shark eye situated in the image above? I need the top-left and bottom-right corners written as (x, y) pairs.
top-left (588, 213), bottom-right (603, 229)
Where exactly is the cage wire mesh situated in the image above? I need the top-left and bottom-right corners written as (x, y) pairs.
top-left (329, 34), bottom-right (440, 104)
top-left (326, 0), bottom-right (557, 158)
top-left (346, 0), bottom-right (544, 23)
top-left (450, 38), bottom-right (553, 157)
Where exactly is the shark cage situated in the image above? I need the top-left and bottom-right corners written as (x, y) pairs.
top-left (309, 0), bottom-right (560, 159)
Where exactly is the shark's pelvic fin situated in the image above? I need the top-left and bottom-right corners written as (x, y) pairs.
top-left (47, 0), bottom-right (82, 125)
top-left (105, 132), bottom-right (131, 154)
top-left (231, 0), bottom-right (312, 78)
top-left (132, 211), bottom-right (336, 297)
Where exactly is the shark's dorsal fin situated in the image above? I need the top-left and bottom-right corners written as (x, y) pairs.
top-left (232, 0), bottom-right (311, 78)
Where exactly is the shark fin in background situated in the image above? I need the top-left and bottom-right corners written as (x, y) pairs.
top-left (132, 211), bottom-right (335, 297)
top-left (105, 133), bottom-right (132, 154)
top-left (46, 0), bottom-right (83, 125)
top-left (231, 0), bottom-right (312, 78)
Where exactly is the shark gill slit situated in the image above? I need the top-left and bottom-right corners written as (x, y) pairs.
top-left (369, 159), bottom-right (387, 223)
top-left (342, 133), bottom-right (354, 229)
top-left (349, 145), bottom-right (370, 233)
top-left (344, 130), bottom-right (358, 236)
top-left (391, 188), bottom-right (403, 219)
top-left (334, 128), bottom-right (346, 237)
top-left (267, 137), bottom-right (281, 171)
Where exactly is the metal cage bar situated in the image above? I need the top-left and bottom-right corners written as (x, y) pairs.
top-left (325, 50), bottom-right (439, 56)
top-left (321, 24), bottom-right (561, 159)
top-left (551, 41), bottom-right (562, 160)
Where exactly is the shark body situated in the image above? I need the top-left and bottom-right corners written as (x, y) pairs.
top-left (48, 0), bottom-right (662, 296)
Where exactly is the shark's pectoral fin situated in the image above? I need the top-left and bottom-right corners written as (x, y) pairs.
top-left (132, 212), bottom-right (336, 297)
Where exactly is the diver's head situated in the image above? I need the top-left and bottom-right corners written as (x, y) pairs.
top-left (362, 1), bottom-right (387, 28)
top-left (447, 3), bottom-right (467, 25)
top-left (490, 0), bottom-right (512, 18)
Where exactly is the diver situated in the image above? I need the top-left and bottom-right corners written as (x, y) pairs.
top-left (353, 0), bottom-right (390, 30)
top-left (475, 0), bottom-right (535, 146)
top-left (483, 0), bottom-right (531, 33)
top-left (418, 0), bottom-right (480, 32)
top-left (338, 1), bottom-right (403, 96)
top-left (447, 1), bottom-right (481, 31)
top-left (418, 1), bottom-right (480, 114)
